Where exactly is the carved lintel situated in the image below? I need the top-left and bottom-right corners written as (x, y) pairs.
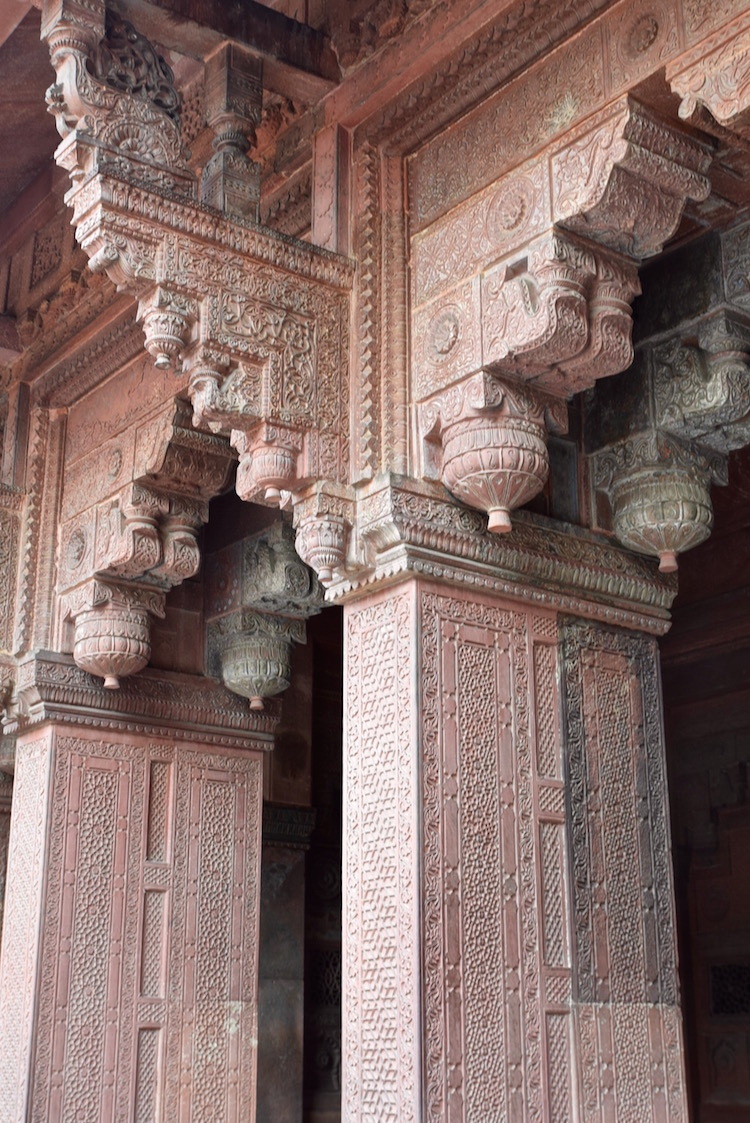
top-left (418, 371), bottom-right (567, 533)
top-left (201, 45), bottom-right (263, 221)
top-left (667, 14), bottom-right (750, 137)
top-left (593, 431), bottom-right (727, 573)
top-left (63, 578), bottom-right (165, 690)
top-left (653, 312), bottom-right (750, 452)
top-left (552, 97), bottom-right (711, 258)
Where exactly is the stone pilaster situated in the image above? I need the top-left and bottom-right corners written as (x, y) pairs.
top-left (0, 653), bottom-right (276, 1123)
top-left (338, 479), bottom-right (687, 1121)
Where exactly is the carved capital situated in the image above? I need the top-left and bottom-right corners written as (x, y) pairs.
top-left (419, 372), bottom-right (567, 532)
top-left (552, 98), bottom-right (711, 257)
top-left (593, 431), bottom-right (726, 572)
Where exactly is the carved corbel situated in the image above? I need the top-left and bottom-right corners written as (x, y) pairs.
top-left (552, 97), bottom-right (711, 257)
top-left (653, 312), bottom-right (750, 451)
top-left (419, 371), bottom-right (568, 532)
top-left (63, 579), bottom-right (165, 690)
top-left (205, 520), bottom-right (322, 707)
top-left (42, 3), bottom-right (194, 194)
top-left (58, 400), bottom-right (234, 687)
top-left (482, 232), bottom-right (596, 377)
top-left (667, 15), bottom-right (750, 138)
top-left (185, 346), bottom-right (315, 506)
top-left (593, 431), bottom-right (727, 573)
top-left (480, 232), bottom-right (640, 394)
top-left (292, 485), bottom-right (357, 586)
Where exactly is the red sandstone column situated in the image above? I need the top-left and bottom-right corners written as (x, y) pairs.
top-left (342, 579), bottom-right (688, 1121)
top-left (0, 692), bottom-right (271, 1122)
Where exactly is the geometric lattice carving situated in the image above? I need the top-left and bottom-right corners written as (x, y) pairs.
top-left (0, 726), bottom-right (264, 1123)
top-left (561, 619), bottom-right (689, 1120)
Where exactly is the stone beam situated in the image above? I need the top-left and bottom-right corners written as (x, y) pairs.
top-left (118, 0), bottom-right (340, 100)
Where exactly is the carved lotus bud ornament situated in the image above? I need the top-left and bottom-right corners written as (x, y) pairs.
top-left (594, 432), bottom-right (727, 572)
top-left (65, 580), bottom-right (166, 689)
top-left (292, 487), bottom-right (355, 586)
top-left (215, 611), bottom-right (306, 711)
top-left (420, 372), bottom-right (568, 533)
top-left (234, 424), bottom-right (306, 506)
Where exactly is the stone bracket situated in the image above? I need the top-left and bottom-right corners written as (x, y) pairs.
top-left (417, 371), bottom-right (567, 533)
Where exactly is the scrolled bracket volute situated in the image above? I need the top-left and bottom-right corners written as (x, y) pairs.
top-left (419, 371), bottom-right (568, 533)
top-left (593, 431), bottom-right (727, 573)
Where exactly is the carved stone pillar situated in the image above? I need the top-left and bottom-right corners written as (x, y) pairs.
top-left (0, 654), bottom-right (276, 1123)
top-left (337, 479), bottom-right (688, 1122)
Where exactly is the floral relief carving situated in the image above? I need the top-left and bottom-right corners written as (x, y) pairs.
top-left (668, 12), bottom-right (750, 134)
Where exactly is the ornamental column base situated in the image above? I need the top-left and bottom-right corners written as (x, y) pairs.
top-left (0, 656), bottom-right (276, 1123)
top-left (343, 578), bottom-right (688, 1121)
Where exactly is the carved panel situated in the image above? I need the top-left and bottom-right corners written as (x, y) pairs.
top-left (343, 588), bottom-right (419, 1123)
top-left (0, 737), bottom-right (51, 1123)
top-left (3, 728), bottom-right (265, 1123)
top-left (561, 620), bottom-right (689, 1121)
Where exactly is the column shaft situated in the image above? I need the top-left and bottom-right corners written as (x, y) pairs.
top-left (342, 579), bottom-right (688, 1121)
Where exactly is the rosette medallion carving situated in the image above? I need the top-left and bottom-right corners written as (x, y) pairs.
top-left (419, 372), bottom-right (567, 532)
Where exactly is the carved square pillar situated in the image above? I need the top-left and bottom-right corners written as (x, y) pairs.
top-left (342, 579), bottom-right (688, 1121)
top-left (0, 659), bottom-right (275, 1123)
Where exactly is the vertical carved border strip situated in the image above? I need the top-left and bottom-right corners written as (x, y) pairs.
top-left (342, 586), bottom-right (419, 1123)
top-left (560, 618), bottom-right (689, 1123)
top-left (0, 736), bottom-right (50, 1123)
top-left (352, 141), bottom-right (381, 480)
top-left (0, 772), bottom-right (13, 955)
top-left (14, 409), bottom-right (48, 654)
top-left (32, 413), bottom-right (66, 652)
top-left (381, 152), bottom-right (409, 475)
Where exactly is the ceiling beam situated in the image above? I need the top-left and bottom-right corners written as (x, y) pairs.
top-left (118, 0), bottom-right (340, 102)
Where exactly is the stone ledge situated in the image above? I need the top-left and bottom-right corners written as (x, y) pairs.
top-left (4, 651), bottom-right (279, 747)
